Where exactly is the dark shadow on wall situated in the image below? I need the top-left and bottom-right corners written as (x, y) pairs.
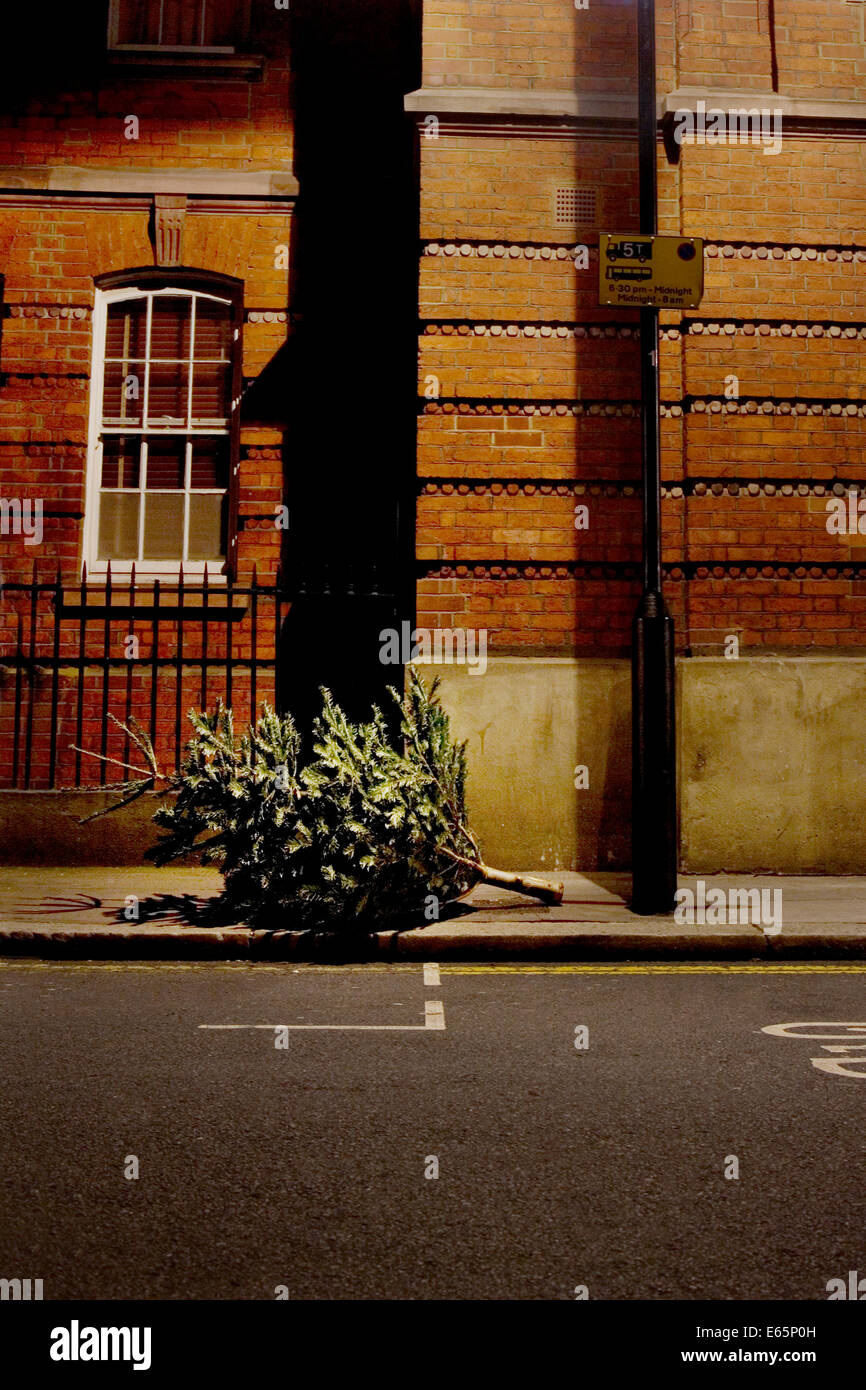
top-left (0, 6), bottom-right (108, 112)
top-left (279, 0), bottom-right (422, 727)
top-left (241, 340), bottom-right (405, 740)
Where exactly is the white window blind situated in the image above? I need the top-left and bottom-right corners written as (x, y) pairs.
top-left (90, 289), bottom-right (235, 570)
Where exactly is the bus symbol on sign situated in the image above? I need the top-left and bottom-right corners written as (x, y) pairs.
top-left (598, 233), bottom-right (704, 309)
top-left (607, 239), bottom-right (652, 263)
top-left (607, 264), bottom-right (652, 284)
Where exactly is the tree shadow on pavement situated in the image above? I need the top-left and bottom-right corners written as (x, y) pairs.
top-left (100, 888), bottom-right (483, 963)
top-left (104, 893), bottom-right (241, 928)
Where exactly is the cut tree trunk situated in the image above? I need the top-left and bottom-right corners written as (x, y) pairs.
top-left (478, 864), bottom-right (564, 905)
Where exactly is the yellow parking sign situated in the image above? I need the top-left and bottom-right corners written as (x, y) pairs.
top-left (599, 233), bottom-right (704, 309)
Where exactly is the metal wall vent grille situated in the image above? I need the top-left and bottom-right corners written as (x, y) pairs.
top-left (554, 186), bottom-right (598, 227)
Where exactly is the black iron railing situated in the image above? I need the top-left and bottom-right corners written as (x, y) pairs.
top-left (0, 564), bottom-right (288, 789)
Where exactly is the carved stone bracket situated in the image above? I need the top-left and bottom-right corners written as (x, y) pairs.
top-left (151, 194), bottom-right (187, 267)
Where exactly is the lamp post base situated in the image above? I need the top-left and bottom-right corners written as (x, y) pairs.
top-left (631, 589), bottom-right (678, 915)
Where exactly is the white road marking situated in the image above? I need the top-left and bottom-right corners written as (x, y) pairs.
top-left (424, 999), bottom-right (445, 1029)
top-left (199, 1001), bottom-right (446, 1033)
top-left (762, 1022), bottom-right (866, 1039)
top-left (423, 963), bottom-right (440, 987)
top-left (763, 1022), bottom-right (866, 1078)
top-left (810, 1053), bottom-right (866, 1079)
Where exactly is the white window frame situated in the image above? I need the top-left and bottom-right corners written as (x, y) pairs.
top-left (106, 0), bottom-right (246, 55)
top-left (84, 285), bottom-right (235, 582)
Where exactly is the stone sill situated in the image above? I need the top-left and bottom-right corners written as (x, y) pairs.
top-left (405, 86), bottom-right (637, 122)
top-left (406, 84), bottom-right (866, 129)
top-left (105, 50), bottom-right (264, 80)
top-left (0, 167), bottom-right (299, 199)
top-left (663, 87), bottom-right (866, 125)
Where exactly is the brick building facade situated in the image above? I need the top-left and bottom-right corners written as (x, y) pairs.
top-left (405, 0), bottom-right (866, 872)
top-left (0, 2), bottom-right (296, 800)
top-left (2, 1), bottom-right (865, 872)
top-left (0, 0), bottom-right (421, 848)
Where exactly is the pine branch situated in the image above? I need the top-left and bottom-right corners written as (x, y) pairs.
top-left (71, 678), bottom-right (563, 927)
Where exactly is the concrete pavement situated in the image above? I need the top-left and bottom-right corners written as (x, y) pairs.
top-left (1, 866), bottom-right (866, 957)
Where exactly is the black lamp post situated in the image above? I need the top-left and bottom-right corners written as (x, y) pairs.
top-left (631, 0), bottom-right (678, 914)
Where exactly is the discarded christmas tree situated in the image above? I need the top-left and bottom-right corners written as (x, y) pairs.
top-left (76, 669), bottom-right (563, 930)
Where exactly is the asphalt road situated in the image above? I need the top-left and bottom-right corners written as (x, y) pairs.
top-left (1, 960), bottom-right (865, 1301)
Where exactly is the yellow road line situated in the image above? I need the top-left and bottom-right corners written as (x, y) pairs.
top-left (0, 961), bottom-right (425, 973)
top-left (1, 961), bottom-right (866, 975)
top-left (0, 961), bottom-right (383, 973)
top-left (438, 963), bottom-right (866, 974)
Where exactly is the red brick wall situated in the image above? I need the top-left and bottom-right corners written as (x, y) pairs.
top-left (421, 0), bottom-right (637, 92)
top-left (0, 10), bottom-right (292, 171)
top-left (658, 0), bottom-right (865, 98)
top-left (0, 7), bottom-right (294, 786)
top-left (774, 0), bottom-right (866, 100)
top-left (414, 0), bottom-right (866, 657)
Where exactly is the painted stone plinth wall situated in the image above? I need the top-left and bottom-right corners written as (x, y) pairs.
top-left (416, 658), bottom-right (866, 874)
